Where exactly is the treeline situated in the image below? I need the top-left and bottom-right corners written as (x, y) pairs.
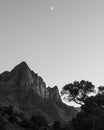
top-left (0, 105), bottom-right (71, 130)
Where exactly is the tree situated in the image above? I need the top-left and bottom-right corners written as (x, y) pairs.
top-left (82, 94), bottom-right (104, 114)
top-left (98, 86), bottom-right (104, 95)
top-left (61, 80), bottom-right (95, 105)
top-left (52, 120), bottom-right (61, 130)
top-left (71, 91), bottom-right (104, 130)
top-left (66, 81), bottom-right (104, 130)
top-left (30, 114), bottom-right (47, 130)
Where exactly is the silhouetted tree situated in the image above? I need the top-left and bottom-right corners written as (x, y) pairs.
top-left (2, 105), bottom-right (14, 115)
top-left (61, 80), bottom-right (95, 105)
top-left (61, 80), bottom-right (104, 130)
top-left (20, 119), bottom-right (32, 130)
top-left (30, 114), bottom-right (47, 130)
top-left (98, 86), bottom-right (104, 95)
top-left (52, 120), bottom-right (61, 130)
top-left (71, 90), bottom-right (104, 130)
top-left (61, 121), bottom-right (71, 130)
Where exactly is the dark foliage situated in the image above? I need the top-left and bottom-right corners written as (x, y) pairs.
top-left (71, 86), bottom-right (104, 130)
top-left (61, 80), bottom-right (95, 105)
top-left (0, 104), bottom-right (73, 130)
top-left (0, 105), bottom-right (49, 130)
top-left (52, 120), bottom-right (61, 130)
top-left (30, 114), bottom-right (48, 129)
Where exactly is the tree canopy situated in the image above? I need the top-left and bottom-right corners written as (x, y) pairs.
top-left (61, 80), bottom-right (95, 105)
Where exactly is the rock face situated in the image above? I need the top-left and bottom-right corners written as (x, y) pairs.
top-left (47, 86), bottom-right (61, 102)
top-left (0, 62), bottom-right (77, 122)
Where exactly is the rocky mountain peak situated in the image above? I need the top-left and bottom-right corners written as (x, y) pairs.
top-left (0, 71), bottom-right (11, 82)
top-left (0, 61), bottom-right (77, 122)
top-left (9, 62), bottom-right (62, 100)
top-left (0, 62), bottom-right (29, 83)
top-left (11, 61), bottom-right (30, 75)
top-left (10, 62), bottom-right (32, 88)
top-left (16, 61), bottom-right (28, 68)
top-left (8, 62), bottom-right (49, 98)
top-left (0, 62), bottom-right (61, 101)
top-left (47, 86), bottom-right (61, 102)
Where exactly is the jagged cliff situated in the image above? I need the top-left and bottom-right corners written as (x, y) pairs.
top-left (0, 62), bottom-right (77, 122)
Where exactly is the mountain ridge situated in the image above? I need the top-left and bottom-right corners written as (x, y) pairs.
top-left (0, 61), bottom-right (77, 122)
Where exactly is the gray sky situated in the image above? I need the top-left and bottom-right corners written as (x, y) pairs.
top-left (0, 0), bottom-right (104, 92)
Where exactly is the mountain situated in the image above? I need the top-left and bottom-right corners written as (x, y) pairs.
top-left (0, 62), bottom-right (77, 123)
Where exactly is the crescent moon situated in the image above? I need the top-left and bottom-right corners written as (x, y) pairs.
top-left (51, 6), bottom-right (54, 10)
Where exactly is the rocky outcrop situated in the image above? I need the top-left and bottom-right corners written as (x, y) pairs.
top-left (47, 86), bottom-right (61, 102)
top-left (0, 62), bottom-right (77, 122)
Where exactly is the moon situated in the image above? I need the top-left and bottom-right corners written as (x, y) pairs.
top-left (51, 6), bottom-right (54, 11)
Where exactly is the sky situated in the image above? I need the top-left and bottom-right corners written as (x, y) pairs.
top-left (0, 0), bottom-right (104, 96)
